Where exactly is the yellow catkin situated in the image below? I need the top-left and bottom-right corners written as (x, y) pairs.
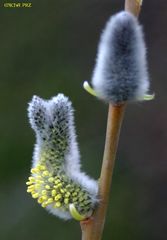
top-left (27, 162), bottom-right (92, 219)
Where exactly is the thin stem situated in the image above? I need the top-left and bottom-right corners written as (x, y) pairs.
top-left (80, 1), bottom-right (143, 239)
top-left (125, 0), bottom-right (142, 17)
top-left (81, 104), bottom-right (126, 240)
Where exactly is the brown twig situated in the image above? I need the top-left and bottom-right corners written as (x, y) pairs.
top-left (81, 104), bottom-right (126, 240)
top-left (125, 0), bottom-right (142, 17)
top-left (80, 1), bottom-right (143, 239)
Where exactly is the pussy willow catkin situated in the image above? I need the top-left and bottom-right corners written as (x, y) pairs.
top-left (27, 94), bottom-right (98, 220)
top-left (91, 11), bottom-right (150, 104)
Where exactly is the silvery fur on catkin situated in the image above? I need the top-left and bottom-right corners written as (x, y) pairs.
top-left (92, 11), bottom-right (149, 104)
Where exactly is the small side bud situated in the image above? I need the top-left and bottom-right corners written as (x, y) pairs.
top-left (91, 11), bottom-right (150, 104)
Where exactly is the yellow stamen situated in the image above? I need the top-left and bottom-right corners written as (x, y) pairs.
top-left (36, 165), bottom-right (42, 171)
top-left (42, 195), bottom-right (48, 201)
top-left (32, 193), bottom-right (39, 198)
top-left (55, 179), bottom-right (60, 184)
top-left (54, 202), bottom-right (61, 208)
top-left (48, 177), bottom-right (54, 183)
top-left (47, 198), bottom-right (53, 204)
top-left (28, 185), bottom-right (35, 190)
top-left (39, 165), bottom-right (46, 171)
top-left (28, 177), bottom-right (35, 182)
top-left (72, 192), bottom-right (77, 197)
top-left (64, 198), bottom-right (69, 204)
top-left (41, 202), bottom-right (47, 208)
top-left (31, 168), bottom-right (39, 174)
top-left (45, 185), bottom-right (50, 190)
top-left (35, 184), bottom-right (40, 189)
top-left (36, 175), bottom-right (42, 179)
top-left (54, 194), bottom-right (62, 201)
top-left (42, 190), bottom-right (47, 195)
top-left (57, 183), bottom-right (62, 188)
top-left (26, 181), bottom-right (32, 185)
top-left (42, 171), bottom-right (49, 176)
top-left (36, 179), bottom-right (44, 184)
top-left (27, 189), bottom-right (33, 193)
top-left (60, 188), bottom-right (65, 193)
top-left (65, 192), bottom-right (71, 197)
top-left (38, 197), bottom-right (44, 204)
top-left (51, 190), bottom-right (56, 197)
top-left (79, 197), bottom-right (84, 202)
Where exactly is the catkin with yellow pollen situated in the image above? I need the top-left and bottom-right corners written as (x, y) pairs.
top-left (27, 94), bottom-right (98, 220)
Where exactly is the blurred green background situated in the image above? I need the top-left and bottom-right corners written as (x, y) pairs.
top-left (0, 0), bottom-right (167, 239)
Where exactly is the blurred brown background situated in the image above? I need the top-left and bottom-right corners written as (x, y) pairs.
top-left (0, 0), bottom-right (167, 239)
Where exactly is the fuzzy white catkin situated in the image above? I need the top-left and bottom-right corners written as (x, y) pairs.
top-left (91, 11), bottom-right (149, 104)
top-left (28, 94), bottom-right (98, 220)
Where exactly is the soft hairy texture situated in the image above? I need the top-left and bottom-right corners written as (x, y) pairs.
top-left (27, 94), bottom-right (98, 220)
top-left (91, 11), bottom-right (149, 104)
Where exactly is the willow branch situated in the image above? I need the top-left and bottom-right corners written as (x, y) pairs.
top-left (125, 0), bottom-right (142, 17)
top-left (80, 104), bottom-right (126, 240)
top-left (80, 1), bottom-right (143, 240)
